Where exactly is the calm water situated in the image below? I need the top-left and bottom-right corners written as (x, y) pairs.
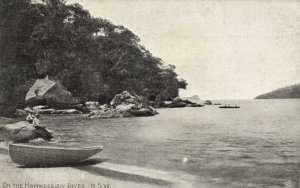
top-left (42, 99), bottom-right (300, 187)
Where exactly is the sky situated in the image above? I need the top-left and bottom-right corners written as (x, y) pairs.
top-left (66, 0), bottom-right (300, 99)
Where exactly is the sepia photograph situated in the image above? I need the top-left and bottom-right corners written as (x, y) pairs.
top-left (0, 0), bottom-right (299, 187)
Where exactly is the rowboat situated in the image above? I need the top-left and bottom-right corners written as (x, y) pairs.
top-left (9, 143), bottom-right (103, 166)
top-left (219, 105), bottom-right (240, 108)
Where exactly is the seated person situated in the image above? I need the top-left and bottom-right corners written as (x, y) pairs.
top-left (32, 113), bottom-right (40, 127)
top-left (26, 112), bottom-right (35, 124)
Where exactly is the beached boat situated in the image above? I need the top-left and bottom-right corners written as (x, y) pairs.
top-left (9, 143), bottom-right (103, 166)
top-left (219, 106), bottom-right (240, 108)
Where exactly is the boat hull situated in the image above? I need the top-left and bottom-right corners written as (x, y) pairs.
top-left (219, 106), bottom-right (240, 109)
top-left (9, 143), bottom-right (103, 166)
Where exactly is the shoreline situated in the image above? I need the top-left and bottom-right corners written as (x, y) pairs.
top-left (0, 143), bottom-right (199, 188)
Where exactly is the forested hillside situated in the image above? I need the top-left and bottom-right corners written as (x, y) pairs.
top-left (0, 0), bottom-right (187, 113)
top-left (255, 84), bottom-right (300, 99)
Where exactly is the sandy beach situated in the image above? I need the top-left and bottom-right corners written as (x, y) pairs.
top-left (0, 142), bottom-right (199, 188)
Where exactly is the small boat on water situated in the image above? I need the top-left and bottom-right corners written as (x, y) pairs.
top-left (219, 105), bottom-right (240, 109)
top-left (9, 143), bottom-right (103, 166)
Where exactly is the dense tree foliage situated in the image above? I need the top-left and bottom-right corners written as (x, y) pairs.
top-left (0, 0), bottom-right (187, 112)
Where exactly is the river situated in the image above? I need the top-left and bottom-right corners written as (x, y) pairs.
top-left (42, 99), bottom-right (300, 187)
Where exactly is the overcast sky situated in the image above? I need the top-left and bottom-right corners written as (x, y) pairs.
top-left (66, 0), bottom-right (300, 99)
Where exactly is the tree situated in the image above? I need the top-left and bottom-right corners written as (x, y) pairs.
top-left (0, 0), bottom-right (187, 113)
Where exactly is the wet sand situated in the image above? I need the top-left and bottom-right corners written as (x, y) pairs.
top-left (0, 143), bottom-right (199, 188)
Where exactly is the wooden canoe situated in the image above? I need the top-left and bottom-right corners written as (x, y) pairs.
top-left (9, 143), bottom-right (103, 166)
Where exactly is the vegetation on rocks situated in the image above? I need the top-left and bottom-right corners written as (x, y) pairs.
top-left (0, 0), bottom-right (187, 114)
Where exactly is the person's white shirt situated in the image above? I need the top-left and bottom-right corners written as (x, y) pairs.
top-left (26, 113), bottom-right (34, 122)
top-left (32, 116), bottom-right (40, 126)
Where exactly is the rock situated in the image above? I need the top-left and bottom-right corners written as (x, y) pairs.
top-left (34, 108), bottom-right (55, 114)
top-left (90, 108), bottom-right (131, 118)
top-left (0, 121), bottom-right (53, 143)
top-left (129, 107), bottom-right (158, 117)
top-left (169, 101), bottom-right (186, 108)
top-left (99, 104), bottom-right (109, 110)
top-left (23, 107), bottom-right (33, 113)
top-left (116, 103), bottom-right (136, 111)
top-left (88, 91), bottom-right (158, 118)
top-left (33, 105), bottom-right (48, 111)
top-left (51, 109), bottom-right (82, 114)
top-left (164, 97), bottom-right (203, 108)
top-left (25, 77), bottom-right (79, 108)
top-left (85, 101), bottom-right (99, 110)
top-left (0, 117), bottom-right (16, 125)
top-left (110, 91), bottom-right (140, 107)
top-left (204, 100), bottom-right (212, 105)
top-left (186, 104), bottom-right (199, 107)
top-left (74, 104), bottom-right (90, 113)
top-left (14, 109), bottom-right (28, 117)
top-left (29, 138), bottom-right (47, 143)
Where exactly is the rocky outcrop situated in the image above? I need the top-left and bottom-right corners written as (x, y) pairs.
top-left (51, 109), bottom-right (82, 114)
top-left (0, 121), bottom-right (53, 143)
top-left (14, 109), bottom-right (28, 117)
top-left (74, 104), bottom-right (90, 113)
top-left (17, 106), bottom-right (84, 115)
top-left (110, 91), bottom-right (141, 107)
top-left (87, 91), bottom-right (158, 118)
top-left (85, 101), bottom-right (100, 110)
top-left (203, 100), bottom-right (212, 105)
top-left (25, 77), bottom-right (79, 108)
top-left (167, 98), bottom-right (203, 108)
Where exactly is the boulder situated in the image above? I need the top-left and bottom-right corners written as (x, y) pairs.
top-left (51, 109), bottom-right (82, 114)
top-left (129, 107), bottom-right (158, 117)
top-left (33, 105), bottom-right (48, 111)
top-left (0, 121), bottom-right (53, 143)
top-left (25, 77), bottom-right (79, 108)
top-left (88, 108), bottom-right (131, 118)
top-left (74, 104), bottom-right (90, 113)
top-left (88, 91), bottom-right (158, 118)
top-left (99, 104), bottom-right (109, 110)
top-left (85, 101), bottom-right (99, 110)
top-left (186, 104), bottom-right (199, 107)
top-left (204, 100), bottom-right (212, 105)
top-left (34, 108), bottom-right (55, 114)
top-left (169, 101), bottom-right (186, 108)
top-left (14, 109), bottom-right (28, 117)
top-left (167, 97), bottom-right (203, 108)
top-left (110, 91), bottom-right (140, 107)
top-left (23, 107), bottom-right (33, 113)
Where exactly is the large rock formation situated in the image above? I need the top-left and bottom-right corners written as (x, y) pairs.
top-left (164, 97), bottom-right (203, 108)
top-left (203, 100), bottom-right (212, 105)
top-left (255, 84), bottom-right (300, 99)
top-left (25, 77), bottom-right (79, 108)
top-left (87, 91), bottom-right (158, 118)
top-left (0, 121), bottom-right (53, 143)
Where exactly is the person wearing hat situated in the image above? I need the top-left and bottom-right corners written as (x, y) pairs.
top-left (26, 112), bottom-right (35, 124)
top-left (32, 113), bottom-right (40, 127)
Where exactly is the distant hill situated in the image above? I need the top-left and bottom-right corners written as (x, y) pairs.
top-left (255, 84), bottom-right (300, 99)
top-left (182, 95), bottom-right (200, 101)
